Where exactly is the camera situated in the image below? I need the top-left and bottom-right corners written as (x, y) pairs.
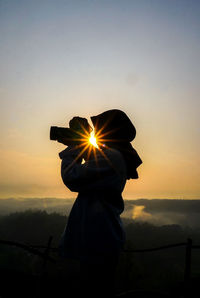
top-left (50, 126), bottom-right (74, 141)
top-left (50, 117), bottom-right (92, 146)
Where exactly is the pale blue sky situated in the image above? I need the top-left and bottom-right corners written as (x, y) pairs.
top-left (0, 0), bottom-right (200, 198)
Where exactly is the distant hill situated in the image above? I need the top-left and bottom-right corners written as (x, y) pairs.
top-left (0, 198), bottom-right (74, 216)
top-left (0, 197), bottom-right (200, 228)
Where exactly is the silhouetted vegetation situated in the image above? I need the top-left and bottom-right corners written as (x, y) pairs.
top-left (0, 209), bottom-right (200, 297)
top-left (0, 209), bottom-right (66, 245)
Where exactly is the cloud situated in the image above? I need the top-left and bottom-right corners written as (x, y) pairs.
top-left (131, 204), bottom-right (188, 226)
top-left (132, 205), bottom-right (152, 221)
top-left (122, 200), bottom-right (200, 228)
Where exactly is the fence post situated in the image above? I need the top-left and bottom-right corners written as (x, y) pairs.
top-left (43, 235), bottom-right (53, 273)
top-left (184, 238), bottom-right (192, 284)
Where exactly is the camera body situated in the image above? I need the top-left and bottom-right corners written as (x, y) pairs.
top-left (50, 117), bottom-right (92, 146)
top-left (50, 126), bottom-right (74, 141)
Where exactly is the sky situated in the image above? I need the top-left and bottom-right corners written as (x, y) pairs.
top-left (0, 0), bottom-right (200, 199)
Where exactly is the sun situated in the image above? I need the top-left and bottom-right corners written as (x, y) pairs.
top-left (89, 131), bottom-right (99, 148)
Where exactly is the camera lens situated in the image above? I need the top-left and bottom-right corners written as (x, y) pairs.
top-left (50, 126), bottom-right (58, 140)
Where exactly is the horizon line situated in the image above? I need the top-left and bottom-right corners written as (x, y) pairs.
top-left (0, 197), bottom-right (200, 201)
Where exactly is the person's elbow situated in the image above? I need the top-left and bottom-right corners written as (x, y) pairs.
top-left (66, 183), bottom-right (79, 192)
top-left (61, 172), bottom-right (78, 192)
top-left (63, 180), bottom-right (79, 193)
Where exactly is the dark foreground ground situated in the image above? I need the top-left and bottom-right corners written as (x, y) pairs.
top-left (0, 209), bottom-right (200, 297)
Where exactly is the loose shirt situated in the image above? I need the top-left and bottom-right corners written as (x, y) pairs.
top-left (58, 146), bottom-right (127, 262)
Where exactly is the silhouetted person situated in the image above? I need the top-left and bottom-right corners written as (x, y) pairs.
top-left (58, 109), bottom-right (142, 297)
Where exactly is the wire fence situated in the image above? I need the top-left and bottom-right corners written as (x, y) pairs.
top-left (0, 236), bottom-right (200, 298)
top-left (0, 237), bottom-right (198, 283)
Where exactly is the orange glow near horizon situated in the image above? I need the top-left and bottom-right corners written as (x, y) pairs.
top-left (1, 1), bottom-right (200, 200)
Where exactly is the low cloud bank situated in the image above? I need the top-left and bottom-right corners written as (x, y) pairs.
top-left (0, 198), bottom-right (200, 228)
top-left (123, 199), bottom-right (200, 228)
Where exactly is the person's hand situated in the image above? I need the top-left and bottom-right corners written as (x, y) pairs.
top-left (69, 117), bottom-right (92, 145)
top-left (56, 117), bottom-right (92, 147)
top-left (69, 117), bottom-right (92, 134)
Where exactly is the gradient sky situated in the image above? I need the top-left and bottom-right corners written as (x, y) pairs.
top-left (0, 0), bottom-right (200, 199)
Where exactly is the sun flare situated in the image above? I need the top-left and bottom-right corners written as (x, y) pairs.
top-left (89, 131), bottom-right (99, 148)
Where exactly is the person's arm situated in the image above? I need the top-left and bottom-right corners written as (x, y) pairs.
top-left (59, 146), bottom-right (126, 193)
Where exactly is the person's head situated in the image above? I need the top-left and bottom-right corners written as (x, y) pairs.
top-left (90, 109), bottom-right (136, 147)
top-left (90, 109), bottom-right (142, 179)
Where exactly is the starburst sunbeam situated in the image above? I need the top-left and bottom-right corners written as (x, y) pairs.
top-left (89, 131), bottom-right (99, 148)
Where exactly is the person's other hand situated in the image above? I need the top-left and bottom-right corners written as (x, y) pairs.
top-left (69, 117), bottom-right (91, 134)
top-left (69, 117), bottom-right (92, 145)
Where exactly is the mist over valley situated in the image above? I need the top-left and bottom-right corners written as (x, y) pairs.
top-left (0, 198), bottom-right (200, 228)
